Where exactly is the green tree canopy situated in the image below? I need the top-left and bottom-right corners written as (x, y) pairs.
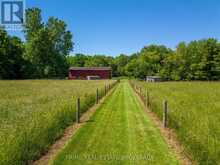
top-left (24, 8), bottom-right (73, 78)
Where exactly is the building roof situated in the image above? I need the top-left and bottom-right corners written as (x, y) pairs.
top-left (69, 67), bottom-right (112, 71)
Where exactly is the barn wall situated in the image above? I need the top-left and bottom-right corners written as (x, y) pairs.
top-left (69, 70), bottom-right (112, 79)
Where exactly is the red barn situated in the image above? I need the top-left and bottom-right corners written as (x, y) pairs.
top-left (68, 67), bottom-right (112, 80)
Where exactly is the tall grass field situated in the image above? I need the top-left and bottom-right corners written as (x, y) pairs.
top-left (131, 80), bottom-right (220, 164)
top-left (0, 80), bottom-right (116, 165)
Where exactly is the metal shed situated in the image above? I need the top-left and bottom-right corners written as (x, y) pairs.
top-left (146, 76), bottom-right (162, 82)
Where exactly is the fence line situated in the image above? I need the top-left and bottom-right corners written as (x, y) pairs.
top-left (129, 80), bottom-right (169, 128)
top-left (74, 80), bottom-right (119, 123)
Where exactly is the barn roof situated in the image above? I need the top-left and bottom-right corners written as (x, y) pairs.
top-left (69, 67), bottom-right (112, 71)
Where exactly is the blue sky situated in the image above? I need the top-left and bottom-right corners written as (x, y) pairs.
top-left (9, 0), bottom-right (220, 56)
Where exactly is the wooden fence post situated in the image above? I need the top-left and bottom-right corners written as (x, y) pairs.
top-left (144, 92), bottom-right (146, 106)
top-left (163, 100), bottom-right (168, 128)
top-left (105, 85), bottom-right (107, 96)
top-left (146, 90), bottom-right (150, 107)
top-left (76, 97), bottom-right (80, 123)
top-left (96, 88), bottom-right (99, 104)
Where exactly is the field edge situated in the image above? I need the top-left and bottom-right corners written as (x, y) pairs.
top-left (129, 81), bottom-right (194, 165)
top-left (32, 82), bottom-right (119, 165)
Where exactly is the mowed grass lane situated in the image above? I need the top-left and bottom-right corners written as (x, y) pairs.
top-left (52, 81), bottom-right (179, 165)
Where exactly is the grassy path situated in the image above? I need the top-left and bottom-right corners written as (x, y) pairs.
top-left (52, 81), bottom-right (179, 165)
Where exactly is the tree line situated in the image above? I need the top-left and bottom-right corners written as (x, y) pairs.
top-left (0, 8), bottom-right (73, 79)
top-left (68, 38), bottom-right (220, 80)
top-left (1, 8), bottom-right (220, 80)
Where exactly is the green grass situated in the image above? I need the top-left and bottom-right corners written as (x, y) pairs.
top-left (0, 80), bottom-right (116, 165)
top-left (52, 81), bottom-right (179, 165)
top-left (131, 80), bottom-right (220, 165)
